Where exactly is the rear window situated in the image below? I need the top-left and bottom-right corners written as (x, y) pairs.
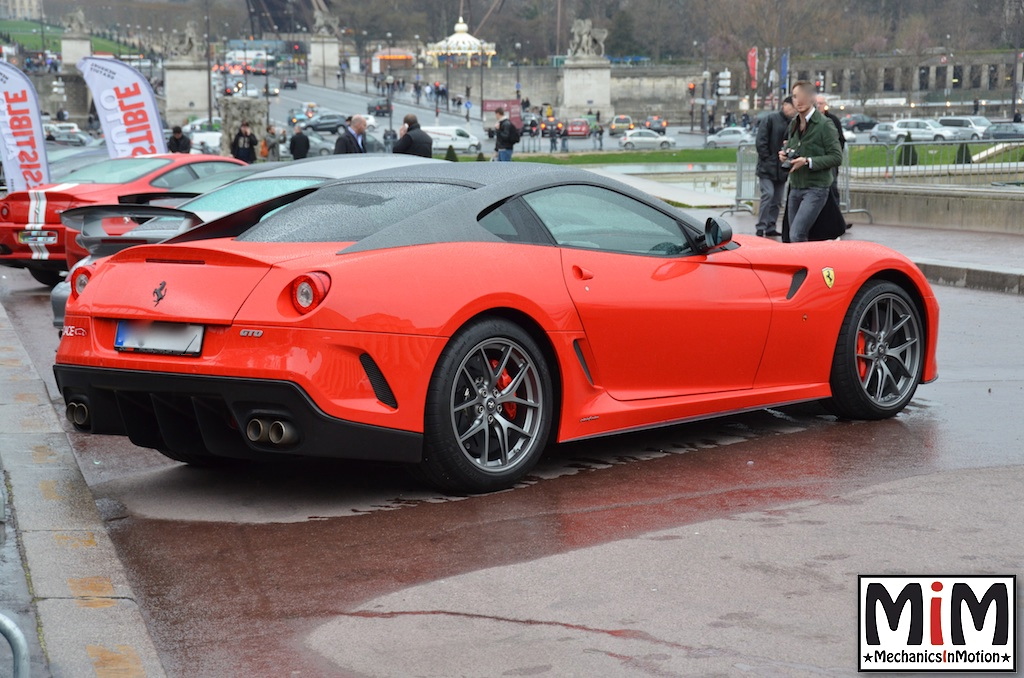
top-left (237, 181), bottom-right (472, 243)
top-left (61, 157), bottom-right (173, 184)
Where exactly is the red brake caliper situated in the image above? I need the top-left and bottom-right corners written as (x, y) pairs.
top-left (856, 332), bottom-right (868, 380)
top-left (490, 359), bottom-right (517, 419)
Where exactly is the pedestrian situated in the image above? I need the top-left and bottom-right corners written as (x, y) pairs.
top-left (549, 124), bottom-right (558, 152)
top-left (528, 119), bottom-right (539, 152)
top-left (815, 94), bottom-right (848, 225)
top-left (383, 127), bottom-right (398, 153)
top-left (559, 123), bottom-right (569, 152)
top-left (595, 123), bottom-right (604, 150)
top-left (334, 115), bottom-right (367, 154)
top-left (393, 114), bottom-right (433, 157)
top-left (493, 106), bottom-right (518, 161)
top-left (167, 125), bottom-right (192, 154)
top-left (1015, 111), bottom-right (1022, 123)
top-left (753, 97), bottom-right (794, 237)
top-left (777, 81), bottom-right (842, 243)
top-left (230, 121), bottom-right (259, 163)
top-left (263, 124), bottom-right (280, 161)
top-left (289, 124), bottom-right (310, 159)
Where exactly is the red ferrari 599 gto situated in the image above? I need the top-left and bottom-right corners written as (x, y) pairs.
top-left (54, 163), bottom-right (939, 493)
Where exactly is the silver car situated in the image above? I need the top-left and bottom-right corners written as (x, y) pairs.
top-left (891, 119), bottom-right (959, 142)
top-left (937, 116), bottom-right (991, 140)
top-left (868, 122), bottom-right (895, 143)
top-left (618, 129), bottom-right (678, 150)
top-left (704, 127), bottom-right (754, 148)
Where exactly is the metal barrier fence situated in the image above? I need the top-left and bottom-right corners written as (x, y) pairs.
top-left (721, 143), bottom-right (758, 216)
top-left (846, 139), bottom-right (1024, 187)
top-left (0, 612), bottom-right (29, 678)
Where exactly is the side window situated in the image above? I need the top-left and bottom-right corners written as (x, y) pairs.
top-left (522, 185), bottom-right (691, 256)
top-left (456, 129), bottom-right (469, 138)
top-left (150, 165), bottom-right (197, 189)
top-left (191, 161), bottom-right (243, 179)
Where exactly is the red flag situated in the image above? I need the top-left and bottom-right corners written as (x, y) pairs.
top-left (747, 47), bottom-right (758, 89)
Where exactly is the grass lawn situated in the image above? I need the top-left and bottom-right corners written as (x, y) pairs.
top-left (515, 148), bottom-right (739, 165)
top-left (0, 19), bottom-right (128, 55)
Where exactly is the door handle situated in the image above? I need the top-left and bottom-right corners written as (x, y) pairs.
top-left (572, 265), bottom-right (594, 281)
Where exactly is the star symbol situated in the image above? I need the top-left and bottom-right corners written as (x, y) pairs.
top-left (1002, 653), bottom-right (1011, 662)
top-left (863, 653), bottom-right (871, 662)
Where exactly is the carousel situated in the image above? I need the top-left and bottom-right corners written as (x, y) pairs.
top-left (425, 17), bottom-right (496, 67)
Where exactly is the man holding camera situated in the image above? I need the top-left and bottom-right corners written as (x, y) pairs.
top-left (778, 81), bottom-right (842, 242)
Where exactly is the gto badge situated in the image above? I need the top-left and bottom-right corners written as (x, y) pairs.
top-left (239, 329), bottom-right (264, 337)
top-left (821, 267), bottom-right (835, 289)
top-left (153, 281), bottom-right (167, 306)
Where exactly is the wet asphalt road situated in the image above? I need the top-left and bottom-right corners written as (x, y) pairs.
top-left (2, 268), bottom-right (1022, 677)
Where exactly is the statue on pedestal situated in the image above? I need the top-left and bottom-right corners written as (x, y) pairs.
top-left (569, 19), bottom-right (607, 58)
top-left (172, 20), bottom-right (201, 59)
top-left (312, 10), bottom-right (340, 37)
top-left (62, 9), bottom-right (89, 36)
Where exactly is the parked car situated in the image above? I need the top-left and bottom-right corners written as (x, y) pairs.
top-left (565, 119), bottom-right (592, 137)
top-left (704, 127), bottom-right (754, 148)
top-left (281, 78), bottom-right (298, 89)
top-left (890, 119), bottom-right (959, 142)
top-left (303, 113), bottom-right (348, 134)
top-left (843, 128), bottom-right (857, 144)
top-left (981, 122), bottom-right (1024, 140)
top-left (608, 115), bottom-right (634, 136)
top-left (0, 154), bottom-right (244, 287)
top-left (841, 113), bottom-right (878, 131)
top-left (867, 122), bottom-right (894, 143)
top-left (619, 129), bottom-right (677, 150)
top-left (421, 126), bottom-right (481, 153)
top-left (51, 131), bottom-right (99, 147)
top-left (53, 163), bottom-right (938, 493)
top-left (185, 116), bottom-right (222, 133)
top-left (368, 98), bottom-right (392, 116)
top-left (643, 115), bottom-right (669, 134)
top-left (279, 128), bottom-right (336, 158)
top-left (937, 116), bottom-right (992, 140)
top-left (363, 114), bottom-right (378, 131)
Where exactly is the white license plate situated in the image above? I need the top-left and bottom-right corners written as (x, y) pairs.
top-left (114, 321), bottom-right (204, 356)
top-left (18, 230), bottom-right (57, 244)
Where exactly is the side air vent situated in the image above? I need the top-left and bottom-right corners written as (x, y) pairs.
top-left (573, 340), bottom-right (594, 385)
top-left (359, 353), bottom-right (398, 409)
top-left (787, 268), bottom-right (808, 300)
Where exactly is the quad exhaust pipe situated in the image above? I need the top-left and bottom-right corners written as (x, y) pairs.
top-left (65, 401), bottom-right (90, 428)
top-left (245, 417), bottom-right (298, 447)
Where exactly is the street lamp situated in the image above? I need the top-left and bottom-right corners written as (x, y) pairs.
top-left (385, 73), bottom-right (395, 132)
top-left (386, 31), bottom-right (392, 74)
top-left (515, 42), bottom-right (522, 100)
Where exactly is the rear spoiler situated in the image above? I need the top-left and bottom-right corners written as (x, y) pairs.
top-left (60, 204), bottom-right (203, 259)
top-left (167, 186), bottom-right (322, 243)
top-left (118, 191), bottom-right (201, 206)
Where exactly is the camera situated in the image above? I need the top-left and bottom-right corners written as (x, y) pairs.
top-left (780, 147), bottom-right (800, 170)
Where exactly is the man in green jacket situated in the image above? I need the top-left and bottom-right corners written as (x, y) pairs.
top-left (778, 81), bottom-right (843, 242)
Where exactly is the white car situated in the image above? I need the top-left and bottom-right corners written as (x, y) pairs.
top-left (422, 126), bottom-right (481, 153)
top-left (704, 127), bottom-right (754, 148)
top-left (843, 128), bottom-right (857, 143)
top-left (363, 114), bottom-right (378, 131)
top-left (618, 129), bottom-right (677, 150)
top-left (185, 116), bottom-right (222, 133)
top-left (891, 119), bottom-right (959, 142)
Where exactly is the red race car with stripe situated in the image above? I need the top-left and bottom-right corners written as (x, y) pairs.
top-left (0, 154), bottom-right (244, 287)
top-left (54, 163), bottom-right (939, 494)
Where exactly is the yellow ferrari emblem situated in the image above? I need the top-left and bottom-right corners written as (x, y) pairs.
top-left (822, 267), bottom-right (836, 289)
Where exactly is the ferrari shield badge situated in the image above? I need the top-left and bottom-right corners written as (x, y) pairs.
top-left (821, 267), bottom-right (836, 289)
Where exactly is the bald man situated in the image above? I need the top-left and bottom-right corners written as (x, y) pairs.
top-left (334, 115), bottom-right (368, 154)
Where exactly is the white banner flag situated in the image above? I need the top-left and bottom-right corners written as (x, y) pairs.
top-left (0, 60), bottom-right (51, 191)
top-left (77, 56), bottom-right (167, 158)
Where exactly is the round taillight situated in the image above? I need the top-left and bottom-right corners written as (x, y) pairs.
top-left (0, 204), bottom-right (9, 219)
top-left (70, 268), bottom-right (92, 299)
top-left (290, 272), bottom-right (330, 314)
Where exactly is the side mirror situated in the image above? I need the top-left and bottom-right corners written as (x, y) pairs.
top-left (699, 217), bottom-right (733, 253)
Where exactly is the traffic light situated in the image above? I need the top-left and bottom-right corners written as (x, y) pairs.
top-left (687, 82), bottom-right (696, 96)
top-left (717, 69), bottom-right (731, 97)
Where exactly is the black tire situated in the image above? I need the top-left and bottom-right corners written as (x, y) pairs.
top-left (869, 136), bottom-right (878, 143)
top-left (318, 148), bottom-right (330, 155)
top-left (706, 141), bottom-right (717, 149)
top-left (933, 135), bottom-right (942, 141)
top-left (417, 318), bottom-right (554, 493)
top-left (826, 281), bottom-right (924, 420)
top-left (623, 142), bottom-right (635, 150)
top-left (659, 141), bottom-right (670, 149)
top-left (468, 144), bottom-right (480, 154)
top-left (29, 268), bottom-right (63, 288)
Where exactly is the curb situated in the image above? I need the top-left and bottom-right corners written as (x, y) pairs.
top-left (912, 258), bottom-right (1024, 296)
top-left (0, 302), bottom-right (165, 678)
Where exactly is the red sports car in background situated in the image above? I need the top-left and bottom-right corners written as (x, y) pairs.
top-left (0, 154), bottom-right (244, 287)
top-left (54, 163), bottom-right (939, 494)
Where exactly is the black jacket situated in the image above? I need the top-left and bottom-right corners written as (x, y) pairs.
top-left (333, 127), bottom-right (366, 154)
top-left (823, 110), bottom-right (846, 150)
top-left (167, 134), bottom-right (191, 153)
top-left (231, 131), bottom-right (258, 163)
top-left (289, 131), bottom-right (310, 159)
top-left (755, 110), bottom-right (790, 181)
top-left (495, 118), bottom-right (516, 150)
top-left (392, 123), bottom-right (433, 157)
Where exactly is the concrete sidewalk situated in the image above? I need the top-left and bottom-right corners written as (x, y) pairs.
top-left (0, 301), bottom-right (165, 677)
